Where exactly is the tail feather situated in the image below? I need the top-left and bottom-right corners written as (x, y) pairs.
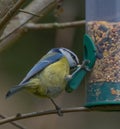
top-left (6, 84), bottom-right (25, 98)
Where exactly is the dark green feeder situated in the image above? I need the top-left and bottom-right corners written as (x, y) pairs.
top-left (66, 0), bottom-right (120, 110)
top-left (66, 34), bottom-right (120, 110)
top-left (85, 0), bottom-right (120, 109)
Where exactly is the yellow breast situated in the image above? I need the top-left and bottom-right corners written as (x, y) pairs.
top-left (26, 57), bottom-right (70, 98)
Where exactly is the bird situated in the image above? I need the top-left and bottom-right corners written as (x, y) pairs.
top-left (6, 48), bottom-right (79, 116)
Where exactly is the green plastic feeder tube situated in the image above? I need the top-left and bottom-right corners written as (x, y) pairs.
top-left (85, 0), bottom-right (120, 109)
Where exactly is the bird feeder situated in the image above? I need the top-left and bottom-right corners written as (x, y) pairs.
top-left (85, 0), bottom-right (120, 108)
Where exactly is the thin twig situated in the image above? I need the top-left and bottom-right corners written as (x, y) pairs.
top-left (19, 9), bottom-right (43, 18)
top-left (0, 0), bottom-right (26, 29)
top-left (25, 20), bottom-right (85, 30)
top-left (0, 114), bottom-right (27, 129)
top-left (0, 107), bottom-right (91, 125)
top-left (0, 106), bottom-right (120, 125)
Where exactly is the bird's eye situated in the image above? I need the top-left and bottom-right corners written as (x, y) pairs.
top-left (70, 54), bottom-right (79, 65)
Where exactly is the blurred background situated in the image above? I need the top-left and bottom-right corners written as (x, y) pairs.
top-left (0, 0), bottom-right (120, 129)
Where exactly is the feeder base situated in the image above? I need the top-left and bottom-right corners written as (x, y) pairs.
top-left (85, 82), bottom-right (120, 110)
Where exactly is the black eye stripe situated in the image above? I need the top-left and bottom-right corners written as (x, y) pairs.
top-left (62, 48), bottom-right (79, 64)
top-left (49, 48), bottom-right (79, 65)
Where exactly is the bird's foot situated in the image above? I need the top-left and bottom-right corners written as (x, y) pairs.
top-left (65, 75), bottom-right (72, 81)
top-left (49, 97), bottom-right (63, 116)
top-left (55, 105), bottom-right (63, 116)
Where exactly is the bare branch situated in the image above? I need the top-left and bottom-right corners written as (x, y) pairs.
top-left (0, 0), bottom-right (26, 30)
top-left (0, 0), bottom-right (17, 19)
top-left (0, 104), bottom-right (120, 126)
top-left (0, 114), bottom-right (27, 129)
top-left (25, 20), bottom-right (85, 30)
top-left (0, 105), bottom-right (119, 125)
top-left (0, 107), bottom-right (91, 125)
top-left (19, 9), bottom-right (43, 18)
top-left (0, 0), bottom-right (57, 53)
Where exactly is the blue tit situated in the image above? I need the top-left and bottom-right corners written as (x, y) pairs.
top-left (6, 48), bottom-right (79, 115)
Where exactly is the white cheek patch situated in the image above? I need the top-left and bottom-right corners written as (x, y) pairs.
top-left (59, 48), bottom-right (78, 67)
top-left (47, 47), bottom-right (79, 68)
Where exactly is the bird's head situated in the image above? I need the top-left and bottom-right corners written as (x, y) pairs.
top-left (48, 48), bottom-right (79, 69)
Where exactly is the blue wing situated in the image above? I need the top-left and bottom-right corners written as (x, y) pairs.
top-left (19, 53), bottom-right (63, 85)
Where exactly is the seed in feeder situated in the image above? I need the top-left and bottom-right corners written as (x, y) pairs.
top-left (88, 21), bottom-right (120, 83)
